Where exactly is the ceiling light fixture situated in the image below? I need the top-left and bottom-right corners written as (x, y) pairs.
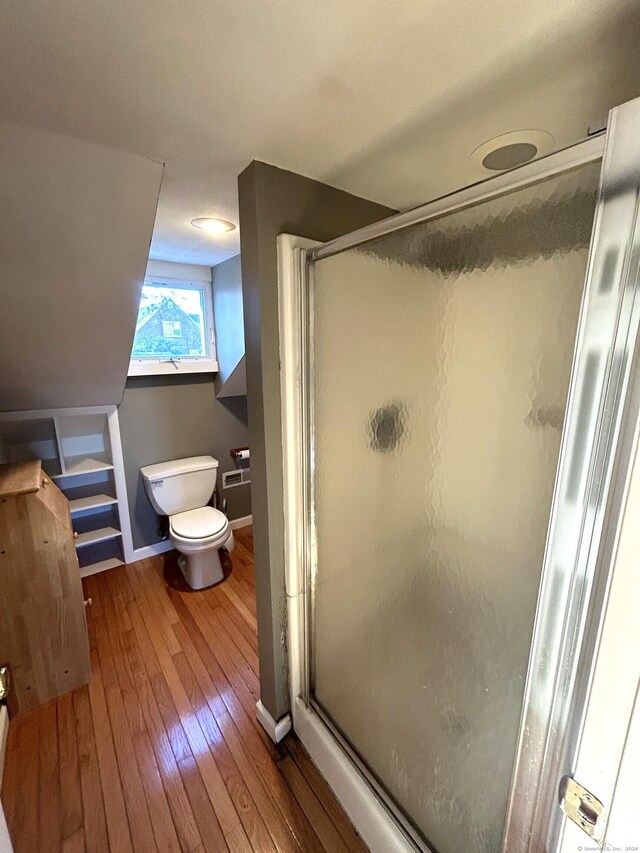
top-left (471, 130), bottom-right (555, 173)
top-left (191, 217), bottom-right (236, 234)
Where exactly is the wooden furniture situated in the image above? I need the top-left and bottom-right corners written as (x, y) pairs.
top-left (0, 405), bottom-right (133, 578)
top-left (0, 459), bottom-right (91, 716)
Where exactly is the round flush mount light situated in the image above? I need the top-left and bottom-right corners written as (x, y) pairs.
top-left (471, 130), bottom-right (555, 172)
top-left (191, 217), bottom-right (236, 234)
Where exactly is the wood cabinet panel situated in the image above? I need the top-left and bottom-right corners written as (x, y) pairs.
top-left (0, 460), bottom-right (90, 715)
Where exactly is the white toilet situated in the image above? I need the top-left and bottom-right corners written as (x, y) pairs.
top-left (140, 455), bottom-right (235, 590)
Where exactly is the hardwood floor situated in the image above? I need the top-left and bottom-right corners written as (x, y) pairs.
top-left (1, 526), bottom-right (368, 852)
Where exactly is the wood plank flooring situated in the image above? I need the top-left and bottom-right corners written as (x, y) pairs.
top-left (1, 526), bottom-right (368, 852)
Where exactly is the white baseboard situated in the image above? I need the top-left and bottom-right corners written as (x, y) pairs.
top-left (256, 700), bottom-right (292, 744)
top-left (132, 539), bottom-right (174, 562)
top-left (293, 699), bottom-right (412, 852)
top-left (229, 514), bottom-right (252, 530)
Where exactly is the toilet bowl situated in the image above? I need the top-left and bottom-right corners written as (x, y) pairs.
top-left (140, 455), bottom-right (235, 590)
top-left (169, 506), bottom-right (235, 589)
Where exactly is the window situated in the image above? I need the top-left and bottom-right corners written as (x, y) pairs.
top-left (128, 278), bottom-right (217, 375)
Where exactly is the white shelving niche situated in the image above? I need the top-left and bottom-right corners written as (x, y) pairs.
top-left (0, 406), bottom-right (133, 577)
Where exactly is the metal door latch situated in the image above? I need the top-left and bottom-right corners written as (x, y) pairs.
top-left (0, 666), bottom-right (10, 701)
top-left (560, 776), bottom-right (604, 839)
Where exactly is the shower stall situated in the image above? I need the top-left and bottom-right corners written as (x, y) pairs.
top-left (278, 96), bottom-right (640, 852)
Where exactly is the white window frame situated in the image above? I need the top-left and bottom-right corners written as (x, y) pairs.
top-left (128, 276), bottom-right (218, 376)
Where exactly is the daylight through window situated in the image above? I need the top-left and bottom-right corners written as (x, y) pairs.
top-left (133, 283), bottom-right (207, 357)
top-left (129, 279), bottom-right (217, 375)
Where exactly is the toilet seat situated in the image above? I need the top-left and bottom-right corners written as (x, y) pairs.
top-left (170, 507), bottom-right (230, 552)
top-left (170, 506), bottom-right (227, 538)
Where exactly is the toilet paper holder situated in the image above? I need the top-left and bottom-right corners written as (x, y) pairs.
top-left (230, 446), bottom-right (250, 469)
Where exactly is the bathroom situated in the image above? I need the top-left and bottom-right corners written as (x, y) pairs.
top-left (2, 2), bottom-right (640, 852)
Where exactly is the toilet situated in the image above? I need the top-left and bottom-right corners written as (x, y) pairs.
top-left (140, 455), bottom-right (235, 590)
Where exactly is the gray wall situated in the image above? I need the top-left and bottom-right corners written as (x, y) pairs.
top-left (0, 120), bottom-right (162, 412)
top-left (238, 160), bottom-right (394, 721)
top-left (212, 254), bottom-right (245, 387)
top-left (118, 375), bottom-right (251, 550)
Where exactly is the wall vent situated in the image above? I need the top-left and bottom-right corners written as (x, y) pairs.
top-left (222, 469), bottom-right (251, 489)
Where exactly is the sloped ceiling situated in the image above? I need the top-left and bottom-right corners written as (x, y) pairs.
top-left (211, 254), bottom-right (245, 396)
top-left (216, 356), bottom-right (246, 399)
top-left (0, 121), bottom-right (163, 412)
top-left (1, 0), bottom-right (639, 266)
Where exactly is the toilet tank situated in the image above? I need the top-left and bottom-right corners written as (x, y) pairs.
top-left (140, 456), bottom-right (218, 516)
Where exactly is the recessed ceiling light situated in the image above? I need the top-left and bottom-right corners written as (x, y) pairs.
top-left (482, 142), bottom-right (538, 171)
top-left (191, 217), bottom-right (236, 234)
top-left (471, 130), bottom-right (555, 173)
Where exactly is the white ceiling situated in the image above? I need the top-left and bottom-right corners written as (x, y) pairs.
top-left (1, 0), bottom-right (639, 267)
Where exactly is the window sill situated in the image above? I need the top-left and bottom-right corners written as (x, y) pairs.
top-left (128, 360), bottom-right (219, 377)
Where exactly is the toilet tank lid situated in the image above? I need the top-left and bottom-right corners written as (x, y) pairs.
top-left (140, 455), bottom-right (218, 481)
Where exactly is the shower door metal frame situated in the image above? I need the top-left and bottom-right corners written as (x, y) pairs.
top-left (283, 94), bottom-right (640, 853)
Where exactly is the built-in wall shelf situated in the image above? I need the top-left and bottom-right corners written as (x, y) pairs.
top-left (75, 527), bottom-right (122, 548)
top-left (53, 455), bottom-right (114, 478)
top-left (69, 494), bottom-right (118, 516)
top-left (0, 406), bottom-right (133, 577)
top-left (80, 557), bottom-right (124, 579)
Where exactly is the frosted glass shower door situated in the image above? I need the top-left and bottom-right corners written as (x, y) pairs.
top-left (308, 164), bottom-right (601, 852)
